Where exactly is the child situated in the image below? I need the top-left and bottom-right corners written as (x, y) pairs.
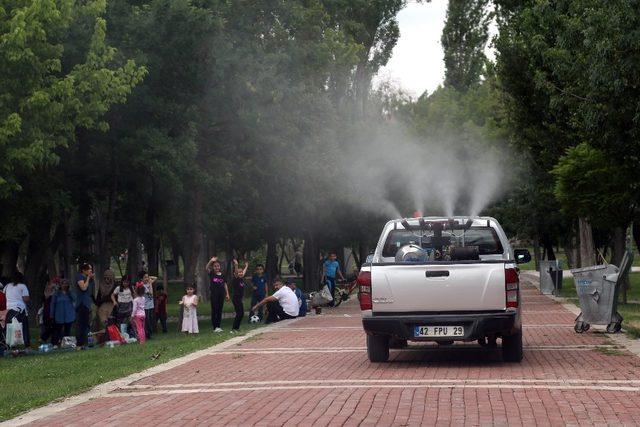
top-left (249, 264), bottom-right (268, 322)
top-left (111, 276), bottom-right (133, 327)
top-left (205, 256), bottom-right (229, 332)
top-left (323, 251), bottom-right (345, 306)
top-left (179, 285), bottom-right (199, 334)
top-left (50, 279), bottom-right (75, 346)
top-left (136, 271), bottom-right (157, 339)
top-left (131, 286), bottom-right (146, 343)
top-left (231, 260), bottom-right (249, 333)
top-left (154, 284), bottom-right (168, 333)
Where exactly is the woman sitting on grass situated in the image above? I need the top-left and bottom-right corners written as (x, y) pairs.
top-left (180, 284), bottom-right (199, 334)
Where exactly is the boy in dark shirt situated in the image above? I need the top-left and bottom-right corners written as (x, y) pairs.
top-left (154, 284), bottom-right (168, 333)
top-left (231, 260), bottom-right (249, 333)
top-left (205, 256), bottom-right (229, 332)
top-left (249, 264), bottom-right (268, 322)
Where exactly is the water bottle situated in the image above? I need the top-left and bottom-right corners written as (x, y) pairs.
top-left (87, 333), bottom-right (95, 347)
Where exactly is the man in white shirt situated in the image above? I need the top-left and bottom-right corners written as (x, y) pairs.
top-left (3, 271), bottom-right (31, 347)
top-left (251, 279), bottom-right (298, 324)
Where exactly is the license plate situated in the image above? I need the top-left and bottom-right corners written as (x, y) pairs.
top-left (414, 325), bottom-right (464, 337)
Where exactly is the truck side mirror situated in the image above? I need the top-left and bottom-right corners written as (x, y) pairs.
top-left (514, 249), bottom-right (531, 264)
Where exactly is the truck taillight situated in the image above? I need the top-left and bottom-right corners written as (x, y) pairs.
top-left (505, 267), bottom-right (519, 309)
top-left (357, 271), bottom-right (372, 310)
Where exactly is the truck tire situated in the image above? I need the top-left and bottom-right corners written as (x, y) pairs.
top-left (502, 330), bottom-right (523, 363)
top-left (367, 335), bottom-right (389, 362)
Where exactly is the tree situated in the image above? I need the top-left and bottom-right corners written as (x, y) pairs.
top-left (441, 0), bottom-right (492, 92)
top-left (0, 0), bottom-right (145, 197)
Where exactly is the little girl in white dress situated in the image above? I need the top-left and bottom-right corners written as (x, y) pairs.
top-left (180, 285), bottom-right (199, 334)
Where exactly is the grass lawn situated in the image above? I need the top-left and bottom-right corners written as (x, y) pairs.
top-left (0, 317), bottom-right (263, 421)
top-left (558, 272), bottom-right (640, 337)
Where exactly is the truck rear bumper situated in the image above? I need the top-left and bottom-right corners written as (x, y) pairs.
top-left (362, 311), bottom-right (519, 342)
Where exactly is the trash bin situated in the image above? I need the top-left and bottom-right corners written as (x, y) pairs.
top-left (539, 260), bottom-right (561, 295)
top-left (572, 250), bottom-right (634, 334)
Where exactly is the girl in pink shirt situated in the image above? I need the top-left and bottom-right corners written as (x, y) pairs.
top-left (131, 286), bottom-right (146, 343)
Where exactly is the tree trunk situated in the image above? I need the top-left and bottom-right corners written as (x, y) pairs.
top-left (126, 233), bottom-right (141, 278)
top-left (303, 232), bottom-right (320, 292)
top-left (170, 237), bottom-right (182, 278)
top-left (610, 227), bottom-right (628, 303)
top-left (532, 236), bottom-right (541, 270)
top-left (196, 232), bottom-right (208, 300)
top-left (633, 221), bottom-right (640, 253)
top-left (266, 235), bottom-right (279, 281)
top-left (182, 190), bottom-right (202, 287)
top-left (0, 240), bottom-right (20, 278)
top-left (542, 234), bottom-right (556, 260)
top-left (358, 242), bottom-right (369, 268)
top-left (62, 217), bottom-right (74, 280)
top-left (24, 219), bottom-right (53, 318)
top-left (563, 233), bottom-right (579, 270)
top-left (579, 217), bottom-right (596, 267)
top-left (278, 238), bottom-right (289, 274)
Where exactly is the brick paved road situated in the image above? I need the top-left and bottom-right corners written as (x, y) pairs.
top-left (18, 276), bottom-right (640, 426)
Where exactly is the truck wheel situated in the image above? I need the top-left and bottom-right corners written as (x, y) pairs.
top-left (502, 330), bottom-right (523, 363)
top-left (367, 335), bottom-right (389, 362)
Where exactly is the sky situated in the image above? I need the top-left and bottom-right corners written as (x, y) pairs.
top-left (374, 1), bottom-right (497, 99)
top-left (373, 1), bottom-right (449, 99)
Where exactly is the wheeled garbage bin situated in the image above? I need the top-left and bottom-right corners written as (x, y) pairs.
top-left (572, 251), bottom-right (634, 333)
top-left (539, 260), bottom-right (562, 295)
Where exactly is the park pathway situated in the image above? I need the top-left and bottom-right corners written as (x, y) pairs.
top-left (13, 275), bottom-right (640, 426)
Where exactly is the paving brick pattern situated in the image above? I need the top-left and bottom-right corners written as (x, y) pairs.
top-left (24, 277), bottom-right (640, 426)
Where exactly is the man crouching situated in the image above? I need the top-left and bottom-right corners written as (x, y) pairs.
top-left (251, 279), bottom-right (298, 323)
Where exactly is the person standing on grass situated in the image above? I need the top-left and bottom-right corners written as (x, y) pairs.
top-left (154, 284), bottom-right (168, 333)
top-left (75, 263), bottom-right (95, 348)
top-left (251, 279), bottom-right (298, 324)
top-left (322, 252), bottom-right (345, 307)
top-left (95, 269), bottom-right (116, 327)
top-left (40, 277), bottom-right (58, 343)
top-left (231, 260), bottom-right (249, 333)
top-left (180, 284), bottom-right (199, 334)
top-left (4, 272), bottom-right (31, 347)
top-left (50, 279), bottom-right (75, 346)
top-left (249, 264), bottom-right (268, 322)
top-left (206, 256), bottom-right (229, 332)
top-left (111, 276), bottom-right (134, 327)
top-left (137, 271), bottom-right (157, 339)
top-left (131, 286), bottom-right (146, 343)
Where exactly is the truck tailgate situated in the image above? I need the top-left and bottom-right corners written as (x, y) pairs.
top-left (371, 263), bottom-right (506, 312)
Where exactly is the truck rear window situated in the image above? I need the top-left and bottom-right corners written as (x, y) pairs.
top-left (382, 227), bottom-right (504, 258)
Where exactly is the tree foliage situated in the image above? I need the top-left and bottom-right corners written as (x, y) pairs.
top-left (0, 0), bottom-right (145, 196)
top-left (441, 0), bottom-right (492, 91)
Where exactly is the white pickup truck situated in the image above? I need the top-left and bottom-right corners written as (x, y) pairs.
top-left (358, 216), bottom-right (531, 363)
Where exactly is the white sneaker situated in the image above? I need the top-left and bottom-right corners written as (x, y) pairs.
top-left (214, 327), bottom-right (223, 333)
top-left (230, 330), bottom-right (237, 334)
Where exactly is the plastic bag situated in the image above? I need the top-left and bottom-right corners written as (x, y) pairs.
top-left (320, 285), bottom-right (333, 302)
top-left (61, 336), bottom-right (77, 349)
top-left (6, 317), bottom-right (24, 348)
top-left (107, 324), bottom-right (126, 343)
